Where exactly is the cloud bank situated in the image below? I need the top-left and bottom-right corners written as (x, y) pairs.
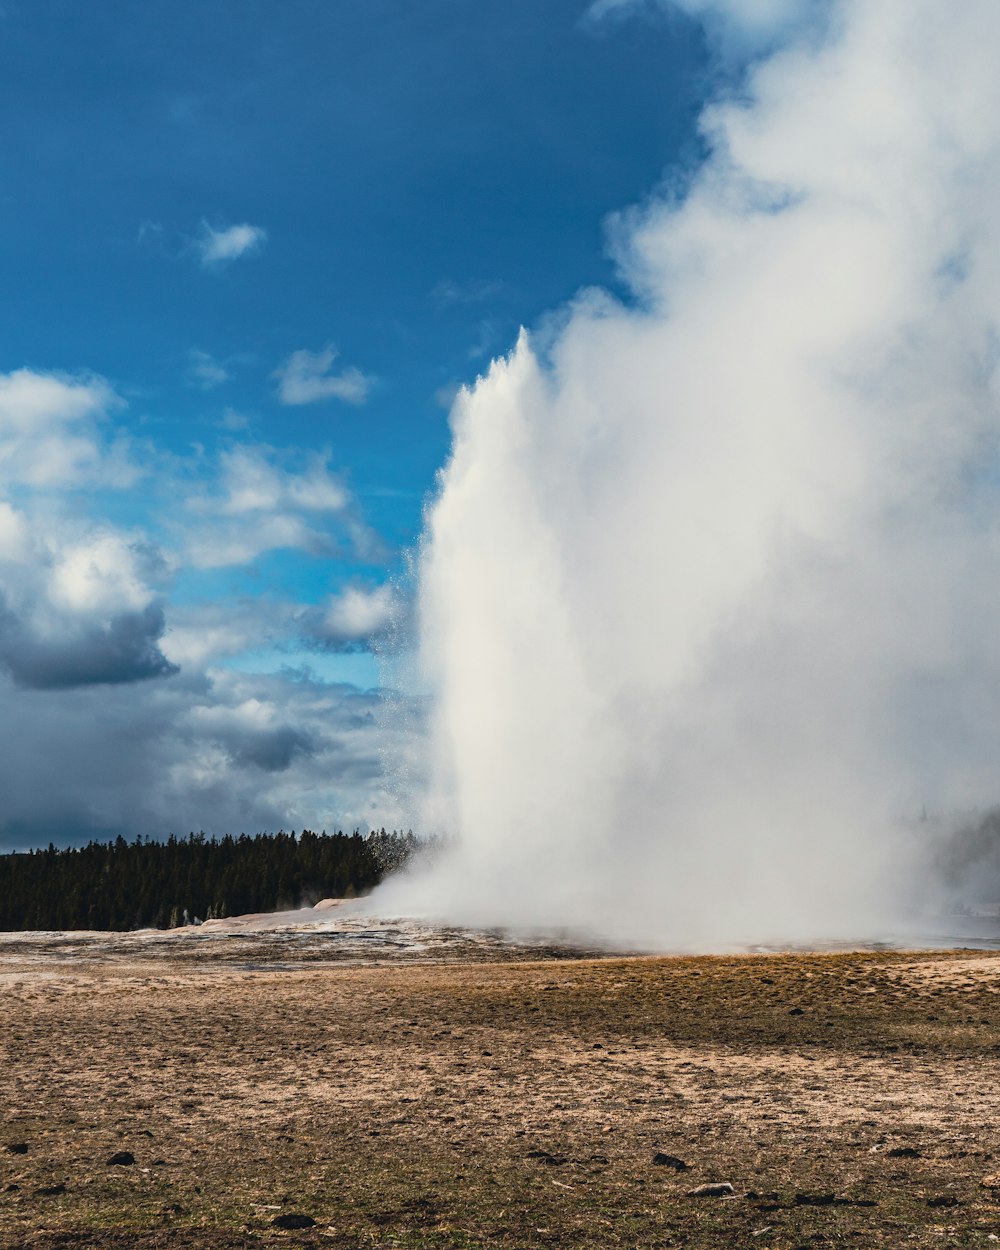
top-left (376, 0), bottom-right (1000, 947)
top-left (0, 366), bottom-right (411, 849)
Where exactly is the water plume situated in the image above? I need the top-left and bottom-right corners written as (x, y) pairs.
top-left (377, 0), bottom-right (1000, 947)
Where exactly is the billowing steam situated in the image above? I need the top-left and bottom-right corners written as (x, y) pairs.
top-left (376, 0), bottom-right (1000, 946)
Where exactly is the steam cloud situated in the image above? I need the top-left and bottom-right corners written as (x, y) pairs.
top-left (376, 0), bottom-right (1000, 946)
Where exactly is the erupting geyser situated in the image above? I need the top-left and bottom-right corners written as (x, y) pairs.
top-left (376, 0), bottom-right (1000, 947)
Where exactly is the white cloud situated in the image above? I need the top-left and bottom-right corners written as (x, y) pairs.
top-left (185, 513), bottom-right (334, 570)
top-left (317, 584), bottom-right (397, 646)
top-left (0, 501), bottom-right (30, 562)
top-left (217, 407), bottom-right (251, 432)
top-left (274, 345), bottom-right (371, 405)
top-left (0, 368), bottom-right (140, 490)
top-left (49, 532), bottom-right (157, 616)
top-left (197, 221), bottom-right (267, 268)
top-left (215, 445), bottom-right (349, 515)
top-left (186, 349), bottom-right (229, 390)
top-left (181, 445), bottom-right (361, 569)
top-left (0, 369), bottom-right (110, 433)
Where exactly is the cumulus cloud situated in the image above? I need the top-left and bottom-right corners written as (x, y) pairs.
top-left (307, 584), bottom-right (398, 649)
top-left (274, 345), bottom-right (371, 406)
top-left (0, 517), bottom-right (176, 690)
top-left (197, 221), bottom-right (267, 267)
top-left (0, 368), bottom-right (138, 489)
top-left (0, 602), bottom-right (176, 690)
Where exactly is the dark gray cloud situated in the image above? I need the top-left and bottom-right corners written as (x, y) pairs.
top-left (0, 668), bottom-right (421, 851)
top-left (0, 600), bottom-right (178, 690)
top-left (221, 725), bottom-right (315, 773)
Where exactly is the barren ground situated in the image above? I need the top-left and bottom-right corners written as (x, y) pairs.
top-left (3, 924), bottom-right (1000, 1248)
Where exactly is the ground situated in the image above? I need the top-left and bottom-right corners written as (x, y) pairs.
top-left (3, 922), bottom-right (1000, 1248)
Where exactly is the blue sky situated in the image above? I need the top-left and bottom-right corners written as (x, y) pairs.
top-left (0, 0), bottom-right (714, 847)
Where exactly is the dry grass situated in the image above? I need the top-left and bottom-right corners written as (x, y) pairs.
top-left (3, 941), bottom-right (1000, 1247)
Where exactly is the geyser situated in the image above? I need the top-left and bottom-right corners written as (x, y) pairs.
top-left (377, 0), bottom-right (1000, 947)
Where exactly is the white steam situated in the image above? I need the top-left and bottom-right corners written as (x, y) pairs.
top-left (377, 0), bottom-right (1000, 946)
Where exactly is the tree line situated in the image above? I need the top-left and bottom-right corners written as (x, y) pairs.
top-left (0, 828), bottom-right (419, 932)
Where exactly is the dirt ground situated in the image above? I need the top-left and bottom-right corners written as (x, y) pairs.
top-left (3, 933), bottom-right (1000, 1249)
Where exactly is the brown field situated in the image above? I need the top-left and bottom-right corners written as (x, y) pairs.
top-left (3, 928), bottom-right (1000, 1248)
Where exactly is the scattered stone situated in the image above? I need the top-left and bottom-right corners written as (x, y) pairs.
top-left (928, 1195), bottom-right (959, 1208)
top-left (688, 1182), bottom-right (735, 1198)
top-left (107, 1151), bottom-right (135, 1166)
top-left (35, 1183), bottom-right (66, 1196)
top-left (653, 1153), bottom-right (688, 1171)
top-left (4, 1142), bottom-right (28, 1154)
top-left (788, 1007), bottom-right (805, 1016)
top-left (794, 1192), bottom-right (836, 1206)
top-left (887, 1146), bottom-right (921, 1159)
top-left (271, 1214), bottom-right (317, 1230)
top-left (526, 1150), bottom-right (568, 1165)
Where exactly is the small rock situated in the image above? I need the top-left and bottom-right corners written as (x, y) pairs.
top-left (526, 1149), bottom-right (567, 1164)
top-left (107, 1151), bottom-right (135, 1166)
top-left (688, 1182), bottom-right (735, 1198)
top-left (4, 1142), bottom-right (28, 1154)
top-left (887, 1146), bottom-right (921, 1159)
top-left (271, 1214), bottom-right (317, 1230)
top-left (653, 1153), bottom-right (688, 1171)
top-left (928, 1194), bottom-right (959, 1208)
top-left (788, 1007), bottom-right (805, 1016)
